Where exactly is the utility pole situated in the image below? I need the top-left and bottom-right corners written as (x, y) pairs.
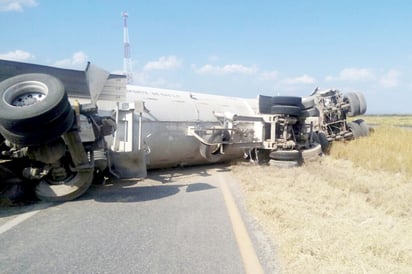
top-left (122, 11), bottom-right (133, 84)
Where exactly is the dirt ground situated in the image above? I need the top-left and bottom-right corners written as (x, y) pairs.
top-left (232, 156), bottom-right (412, 273)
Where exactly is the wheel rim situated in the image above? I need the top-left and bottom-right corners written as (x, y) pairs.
top-left (3, 81), bottom-right (48, 107)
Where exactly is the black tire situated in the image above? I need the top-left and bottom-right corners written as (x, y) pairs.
top-left (0, 105), bottom-right (74, 146)
top-left (270, 105), bottom-right (301, 116)
top-left (301, 143), bottom-right (322, 162)
top-left (251, 149), bottom-right (271, 165)
top-left (272, 96), bottom-right (302, 107)
top-left (258, 95), bottom-right (273, 114)
top-left (0, 73), bottom-right (73, 145)
top-left (347, 121), bottom-right (362, 139)
top-left (269, 150), bottom-right (301, 161)
top-left (310, 132), bottom-right (320, 144)
top-left (301, 96), bottom-right (316, 109)
top-left (258, 95), bottom-right (302, 114)
top-left (199, 130), bottom-right (230, 163)
top-left (35, 169), bottom-right (94, 202)
top-left (269, 160), bottom-right (299, 168)
top-left (344, 92), bottom-right (360, 117)
top-left (317, 132), bottom-right (330, 153)
top-left (359, 120), bottom-right (370, 136)
top-left (355, 92), bottom-right (367, 115)
top-left (300, 107), bottom-right (320, 117)
top-left (0, 73), bottom-right (69, 131)
top-left (353, 119), bottom-right (369, 136)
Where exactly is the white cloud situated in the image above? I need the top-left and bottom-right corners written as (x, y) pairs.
top-left (326, 68), bottom-right (375, 82)
top-left (223, 64), bottom-right (258, 74)
top-left (196, 64), bottom-right (258, 75)
top-left (284, 74), bottom-right (316, 85)
top-left (54, 51), bottom-right (88, 69)
top-left (259, 70), bottom-right (279, 81)
top-left (208, 55), bottom-right (219, 62)
top-left (379, 69), bottom-right (400, 88)
top-left (195, 64), bottom-right (217, 74)
top-left (0, 49), bottom-right (34, 61)
top-left (133, 72), bottom-right (182, 89)
top-left (0, 0), bottom-right (38, 12)
top-left (143, 56), bottom-right (182, 71)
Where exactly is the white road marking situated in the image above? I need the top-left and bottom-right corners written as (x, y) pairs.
top-left (0, 204), bottom-right (50, 235)
top-left (219, 174), bottom-right (264, 274)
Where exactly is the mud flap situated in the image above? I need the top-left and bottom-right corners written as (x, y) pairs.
top-left (109, 149), bottom-right (147, 179)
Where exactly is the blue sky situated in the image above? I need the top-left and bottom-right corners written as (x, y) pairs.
top-left (0, 0), bottom-right (411, 114)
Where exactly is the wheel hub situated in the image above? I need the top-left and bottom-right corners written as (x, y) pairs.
top-left (12, 92), bottom-right (45, 107)
top-left (3, 80), bottom-right (48, 107)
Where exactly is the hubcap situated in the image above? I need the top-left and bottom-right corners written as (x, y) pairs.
top-left (3, 81), bottom-right (48, 107)
top-left (12, 92), bottom-right (45, 107)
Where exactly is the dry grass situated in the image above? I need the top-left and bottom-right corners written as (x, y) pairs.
top-left (363, 115), bottom-right (412, 127)
top-left (331, 126), bottom-right (412, 176)
top-left (232, 126), bottom-right (412, 273)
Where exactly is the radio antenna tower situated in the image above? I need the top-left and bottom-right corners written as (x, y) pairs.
top-left (122, 11), bottom-right (133, 84)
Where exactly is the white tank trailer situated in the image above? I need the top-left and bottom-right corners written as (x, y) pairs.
top-left (0, 60), bottom-right (368, 202)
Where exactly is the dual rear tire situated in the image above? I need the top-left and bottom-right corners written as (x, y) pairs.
top-left (347, 119), bottom-right (370, 139)
top-left (0, 73), bottom-right (74, 146)
top-left (344, 92), bottom-right (367, 117)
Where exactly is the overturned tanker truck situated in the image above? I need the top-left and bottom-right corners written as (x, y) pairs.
top-left (0, 60), bottom-right (368, 202)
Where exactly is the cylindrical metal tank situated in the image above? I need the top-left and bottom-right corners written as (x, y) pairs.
top-left (124, 85), bottom-right (258, 169)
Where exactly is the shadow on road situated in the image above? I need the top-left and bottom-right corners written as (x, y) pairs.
top-left (84, 165), bottom-right (224, 203)
top-left (83, 182), bottom-right (216, 203)
top-left (146, 163), bottom-right (231, 183)
top-left (0, 164), bottom-right (231, 216)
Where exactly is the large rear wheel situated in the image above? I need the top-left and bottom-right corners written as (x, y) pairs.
top-left (317, 132), bottom-right (330, 153)
top-left (347, 121), bottom-right (362, 139)
top-left (344, 92), bottom-right (360, 117)
top-left (0, 73), bottom-right (73, 146)
top-left (35, 165), bottom-right (94, 202)
top-left (35, 130), bottom-right (96, 202)
top-left (301, 143), bottom-right (322, 162)
top-left (353, 119), bottom-right (370, 136)
top-left (269, 150), bottom-right (301, 161)
top-left (270, 105), bottom-right (301, 116)
top-left (355, 92), bottom-right (367, 115)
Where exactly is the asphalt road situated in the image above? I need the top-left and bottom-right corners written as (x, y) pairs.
top-left (0, 165), bottom-right (278, 274)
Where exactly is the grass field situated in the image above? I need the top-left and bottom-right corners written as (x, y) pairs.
top-left (362, 114), bottom-right (412, 127)
top-left (232, 123), bottom-right (412, 273)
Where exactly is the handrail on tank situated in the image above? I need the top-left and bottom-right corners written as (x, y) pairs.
top-left (188, 126), bottom-right (263, 149)
top-left (213, 112), bottom-right (265, 122)
top-left (187, 126), bottom-right (230, 146)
